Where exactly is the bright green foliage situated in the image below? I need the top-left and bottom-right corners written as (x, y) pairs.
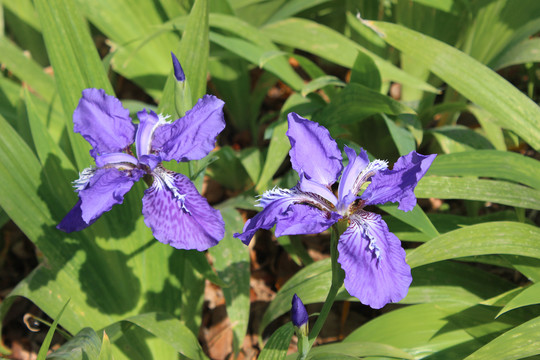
top-left (1, 0), bottom-right (540, 359)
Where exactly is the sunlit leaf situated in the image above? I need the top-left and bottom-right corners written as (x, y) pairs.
top-left (407, 222), bottom-right (540, 268)
top-left (363, 20), bottom-right (540, 150)
top-left (258, 323), bottom-right (294, 360)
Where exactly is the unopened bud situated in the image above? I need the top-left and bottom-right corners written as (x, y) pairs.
top-left (171, 52), bottom-right (185, 82)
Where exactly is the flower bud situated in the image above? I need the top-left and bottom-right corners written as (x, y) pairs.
top-left (291, 294), bottom-right (309, 336)
top-left (171, 52), bottom-right (185, 82)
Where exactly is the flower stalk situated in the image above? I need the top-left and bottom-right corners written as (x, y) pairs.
top-left (306, 224), bottom-right (345, 352)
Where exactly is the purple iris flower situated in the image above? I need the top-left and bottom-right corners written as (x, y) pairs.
top-left (57, 88), bottom-right (226, 251)
top-left (234, 113), bottom-right (436, 309)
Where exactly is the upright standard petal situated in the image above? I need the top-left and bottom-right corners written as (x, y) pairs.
top-left (337, 212), bottom-right (412, 309)
top-left (362, 151), bottom-right (436, 211)
top-left (298, 173), bottom-right (337, 206)
top-left (135, 110), bottom-right (163, 158)
top-left (79, 167), bottom-right (143, 224)
top-left (233, 187), bottom-right (333, 245)
top-left (142, 169), bottom-right (224, 251)
top-left (337, 146), bottom-right (370, 211)
top-left (287, 113), bottom-right (342, 186)
top-left (73, 88), bottom-right (135, 157)
top-left (152, 95), bottom-right (225, 162)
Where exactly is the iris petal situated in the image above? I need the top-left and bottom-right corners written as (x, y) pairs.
top-left (275, 203), bottom-right (340, 237)
top-left (287, 113), bottom-right (342, 187)
top-left (73, 88), bottom-right (135, 158)
top-left (79, 167), bottom-right (144, 224)
top-left (57, 200), bottom-right (96, 232)
top-left (142, 169), bottom-right (224, 250)
top-left (337, 211), bottom-right (411, 309)
top-left (135, 110), bottom-right (164, 158)
top-left (234, 187), bottom-right (330, 245)
top-left (152, 95), bottom-right (225, 162)
top-left (95, 152), bottom-right (138, 168)
top-left (298, 173), bottom-right (337, 206)
top-left (362, 151), bottom-right (436, 211)
top-left (337, 146), bottom-right (370, 211)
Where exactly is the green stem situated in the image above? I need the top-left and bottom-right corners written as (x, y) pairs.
top-left (303, 224), bottom-right (346, 356)
top-left (296, 331), bottom-right (310, 360)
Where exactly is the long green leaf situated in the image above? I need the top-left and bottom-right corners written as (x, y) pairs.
top-left (260, 255), bottom-right (516, 335)
top-left (209, 32), bottom-right (303, 91)
top-left (259, 259), bottom-right (350, 334)
top-left (497, 282), bottom-right (540, 317)
top-left (264, 0), bottom-right (331, 24)
top-left (491, 38), bottom-right (540, 70)
top-left (209, 13), bottom-right (304, 90)
top-left (76, 0), bottom-right (179, 99)
top-left (34, 0), bottom-right (113, 169)
top-left (258, 323), bottom-right (294, 360)
top-left (177, 0), bottom-right (209, 103)
top-left (427, 150), bottom-right (540, 190)
top-left (307, 341), bottom-right (413, 360)
top-left (47, 327), bottom-right (101, 360)
top-left (160, 0), bottom-right (209, 116)
top-left (313, 83), bottom-right (414, 127)
top-left (261, 18), bottom-right (438, 92)
top-left (415, 176), bottom-right (540, 210)
top-left (405, 261), bottom-right (514, 305)
top-left (344, 302), bottom-right (515, 359)
top-left (209, 207), bottom-right (251, 355)
top-left (37, 299), bottom-right (70, 360)
top-left (462, 0), bottom-right (540, 64)
top-left (363, 20), bottom-right (540, 150)
top-left (407, 222), bottom-right (540, 268)
top-left (0, 37), bottom-right (55, 101)
top-left (103, 312), bottom-right (209, 360)
top-left (98, 332), bottom-right (112, 360)
top-left (379, 204), bottom-right (439, 239)
top-left (256, 120), bottom-right (289, 191)
top-left (464, 315), bottom-right (540, 360)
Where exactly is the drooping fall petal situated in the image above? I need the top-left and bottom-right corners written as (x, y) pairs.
top-left (142, 169), bottom-right (224, 250)
top-left (337, 212), bottom-right (412, 309)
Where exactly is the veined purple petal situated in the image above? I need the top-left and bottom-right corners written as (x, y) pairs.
top-left (275, 203), bottom-right (340, 237)
top-left (57, 199), bottom-right (96, 232)
top-left (152, 95), bottom-right (225, 162)
top-left (234, 187), bottom-right (331, 245)
top-left (79, 167), bottom-right (143, 224)
top-left (287, 113), bottom-right (342, 187)
top-left (337, 211), bottom-right (411, 309)
top-left (171, 52), bottom-right (185, 82)
top-left (73, 88), bottom-right (135, 158)
top-left (142, 168), bottom-right (224, 250)
top-left (362, 152), bottom-right (436, 211)
top-left (95, 152), bottom-right (138, 168)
